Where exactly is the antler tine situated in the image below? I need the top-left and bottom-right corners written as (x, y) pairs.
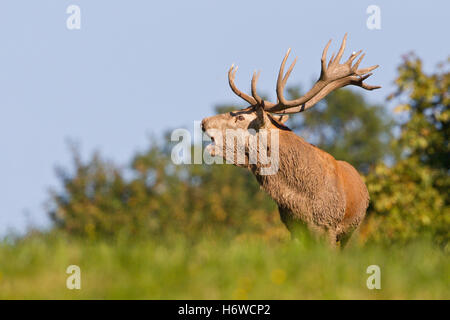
top-left (346, 50), bottom-right (362, 65)
top-left (352, 53), bottom-right (365, 71)
top-left (282, 56), bottom-right (298, 87)
top-left (321, 39), bottom-right (332, 76)
top-left (228, 64), bottom-right (257, 105)
top-left (328, 53), bottom-right (335, 68)
top-left (352, 72), bottom-right (381, 90)
top-left (333, 33), bottom-right (347, 65)
top-left (251, 70), bottom-right (263, 105)
top-left (349, 52), bottom-right (379, 75)
top-left (275, 48), bottom-right (292, 106)
top-left (356, 64), bottom-right (379, 76)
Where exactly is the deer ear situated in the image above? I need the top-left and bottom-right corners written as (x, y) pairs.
top-left (275, 114), bottom-right (289, 124)
top-left (255, 104), bottom-right (270, 129)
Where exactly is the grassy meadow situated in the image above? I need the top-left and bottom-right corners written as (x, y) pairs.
top-left (0, 233), bottom-right (448, 299)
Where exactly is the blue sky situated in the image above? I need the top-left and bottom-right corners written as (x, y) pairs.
top-left (0, 1), bottom-right (449, 235)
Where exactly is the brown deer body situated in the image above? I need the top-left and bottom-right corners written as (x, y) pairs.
top-left (201, 34), bottom-right (379, 246)
top-left (254, 124), bottom-right (369, 246)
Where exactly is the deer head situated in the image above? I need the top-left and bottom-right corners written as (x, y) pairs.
top-left (201, 34), bottom-right (380, 167)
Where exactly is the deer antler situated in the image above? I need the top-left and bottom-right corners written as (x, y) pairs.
top-left (228, 34), bottom-right (380, 114)
top-left (228, 64), bottom-right (257, 105)
top-left (273, 73), bottom-right (380, 114)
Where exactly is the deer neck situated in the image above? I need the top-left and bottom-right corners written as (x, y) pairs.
top-left (250, 130), bottom-right (322, 205)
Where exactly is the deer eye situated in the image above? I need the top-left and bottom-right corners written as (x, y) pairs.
top-left (236, 115), bottom-right (245, 121)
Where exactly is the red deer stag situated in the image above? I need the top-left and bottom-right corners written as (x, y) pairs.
top-left (201, 34), bottom-right (380, 247)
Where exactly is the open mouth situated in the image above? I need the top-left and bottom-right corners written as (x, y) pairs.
top-left (203, 130), bottom-right (219, 156)
top-left (204, 130), bottom-right (216, 146)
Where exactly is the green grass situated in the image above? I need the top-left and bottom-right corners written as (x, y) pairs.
top-left (0, 233), bottom-right (448, 299)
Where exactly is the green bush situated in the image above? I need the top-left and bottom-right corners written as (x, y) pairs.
top-left (49, 143), bottom-right (284, 241)
top-left (364, 54), bottom-right (449, 248)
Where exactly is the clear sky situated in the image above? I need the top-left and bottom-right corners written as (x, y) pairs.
top-left (0, 1), bottom-right (449, 235)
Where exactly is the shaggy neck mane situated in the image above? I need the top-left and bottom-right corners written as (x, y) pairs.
top-left (252, 130), bottom-right (338, 210)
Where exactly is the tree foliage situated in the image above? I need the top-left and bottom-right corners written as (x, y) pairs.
top-left (49, 140), bottom-right (285, 241)
top-left (365, 54), bottom-right (449, 248)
